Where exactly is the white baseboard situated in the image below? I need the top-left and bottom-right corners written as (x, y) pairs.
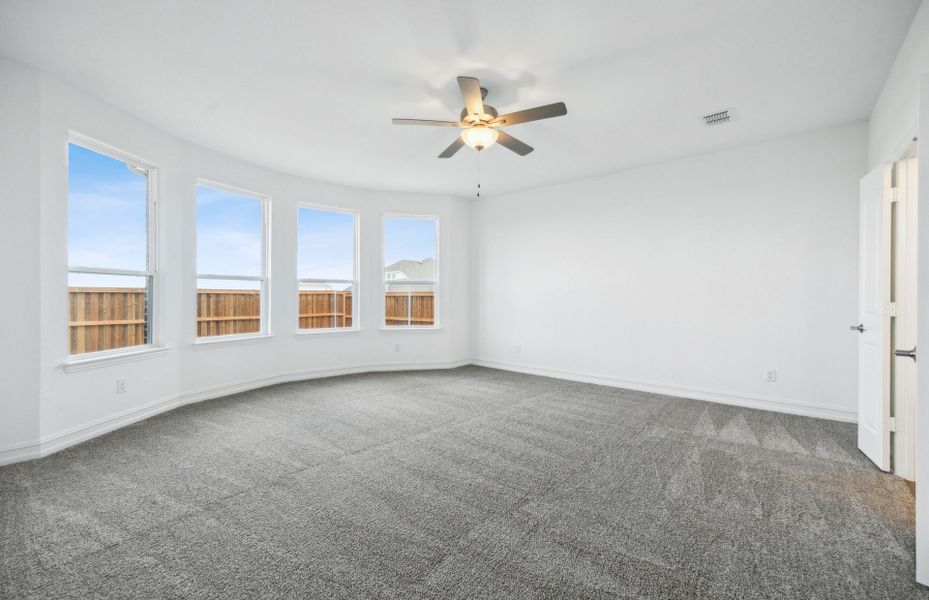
top-left (0, 357), bottom-right (857, 466)
top-left (0, 359), bottom-right (470, 466)
top-left (471, 359), bottom-right (858, 423)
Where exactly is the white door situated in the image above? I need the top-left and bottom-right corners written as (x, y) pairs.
top-left (857, 164), bottom-right (892, 470)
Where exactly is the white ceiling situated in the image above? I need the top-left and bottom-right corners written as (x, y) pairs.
top-left (0, 0), bottom-right (920, 196)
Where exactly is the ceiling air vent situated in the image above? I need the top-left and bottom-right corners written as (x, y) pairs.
top-left (703, 110), bottom-right (730, 127)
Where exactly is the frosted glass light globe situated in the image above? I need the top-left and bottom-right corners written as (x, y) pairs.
top-left (460, 126), bottom-right (499, 151)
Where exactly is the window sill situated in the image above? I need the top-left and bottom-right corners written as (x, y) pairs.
top-left (192, 333), bottom-right (274, 348)
top-left (63, 346), bottom-right (170, 373)
top-left (378, 326), bottom-right (443, 333)
top-left (294, 328), bottom-right (362, 337)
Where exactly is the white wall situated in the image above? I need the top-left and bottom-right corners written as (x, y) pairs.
top-left (868, 0), bottom-right (929, 167)
top-left (472, 123), bottom-right (866, 421)
top-left (0, 58), bottom-right (471, 463)
top-left (0, 56), bottom-right (879, 464)
top-left (0, 60), bottom-right (42, 454)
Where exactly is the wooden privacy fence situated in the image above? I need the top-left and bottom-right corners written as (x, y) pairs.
top-left (69, 287), bottom-right (148, 355)
top-left (196, 289), bottom-right (262, 338)
top-left (69, 288), bottom-right (435, 354)
top-left (298, 290), bottom-right (353, 330)
top-left (385, 291), bottom-right (435, 326)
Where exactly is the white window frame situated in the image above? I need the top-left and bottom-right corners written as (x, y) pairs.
top-left (195, 179), bottom-right (271, 343)
top-left (66, 134), bottom-right (159, 359)
top-left (296, 202), bottom-right (360, 334)
top-left (381, 214), bottom-right (440, 330)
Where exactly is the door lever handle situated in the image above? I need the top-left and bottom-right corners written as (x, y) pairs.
top-left (849, 324), bottom-right (865, 333)
top-left (894, 346), bottom-right (917, 361)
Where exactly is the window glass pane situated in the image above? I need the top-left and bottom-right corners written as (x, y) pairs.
top-left (383, 217), bottom-right (436, 281)
top-left (298, 208), bottom-right (355, 280)
top-left (384, 217), bottom-right (436, 327)
top-left (385, 283), bottom-right (435, 327)
top-left (299, 282), bottom-right (353, 330)
top-left (197, 279), bottom-right (261, 338)
top-left (196, 185), bottom-right (262, 277)
top-left (68, 272), bottom-right (150, 354)
top-left (68, 143), bottom-right (148, 271)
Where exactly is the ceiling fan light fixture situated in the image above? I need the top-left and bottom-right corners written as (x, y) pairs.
top-left (392, 75), bottom-right (565, 157)
top-left (460, 125), bottom-right (498, 151)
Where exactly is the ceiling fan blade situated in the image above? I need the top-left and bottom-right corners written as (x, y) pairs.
top-left (457, 76), bottom-right (484, 118)
top-left (493, 102), bottom-right (567, 127)
top-left (496, 130), bottom-right (533, 156)
top-left (392, 118), bottom-right (461, 127)
top-left (438, 137), bottom-right (465, 158)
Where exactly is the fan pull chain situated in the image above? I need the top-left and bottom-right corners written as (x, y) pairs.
top-left (477, 151), bottom-right (481, 198)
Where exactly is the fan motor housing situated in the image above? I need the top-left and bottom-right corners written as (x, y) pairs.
top-left (460, 104), bottom-right (498, 125)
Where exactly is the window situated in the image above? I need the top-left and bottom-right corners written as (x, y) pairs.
top-left (297, 206), bottom-right (358, 330)
top-left (196, 183), bottom-right (268, 338)
top-left (68, 140), bottom-right (155, 356)
top-left (383, 216), bottom-right (438, 327)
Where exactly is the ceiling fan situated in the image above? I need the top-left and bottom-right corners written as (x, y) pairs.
top-left (392, 76), bottom-right (567, 158)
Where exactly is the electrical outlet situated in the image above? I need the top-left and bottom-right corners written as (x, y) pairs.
top-left (515, 344), bottom-right (522, 354)
top-left (764, 370), bottom-right (777, 383)
top-left (394, 344), bottom-right (401, 352)
top-left (116, 379), bottom-right (127, 394)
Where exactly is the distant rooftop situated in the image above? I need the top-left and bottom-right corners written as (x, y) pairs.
top-left (385, 258), bottom-right (435, 281)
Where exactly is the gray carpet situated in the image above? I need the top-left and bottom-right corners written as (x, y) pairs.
top-left (0, 366), bottom-right (923, 599)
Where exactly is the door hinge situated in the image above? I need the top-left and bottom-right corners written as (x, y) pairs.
top-left (886, 303), bottom-right (897, 318)
top-left (887, 417), bottom-right (897, 433)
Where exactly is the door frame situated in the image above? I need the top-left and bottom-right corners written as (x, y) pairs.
top-left (914, 72), bottom-right (928, 587)
top-left (892, 155), bottom-right (918, 482)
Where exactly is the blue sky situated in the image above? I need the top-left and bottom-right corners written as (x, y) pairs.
top-left (298, 207), bottom-right (354, 280)
top-left (196, 185), bottom-right (262, 276)
top-left (383, 217), bottom-right (436, 267)
top-left (68, 143), bottom-right (148, 272)
top-left (69, 143), bottom-right (437, 290)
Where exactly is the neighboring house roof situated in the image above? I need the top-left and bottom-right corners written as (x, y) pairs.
top-left (385, 258), bottom-right (435, 281)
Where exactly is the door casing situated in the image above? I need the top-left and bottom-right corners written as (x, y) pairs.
top-left (892, 156), bottom-right (918, 481)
